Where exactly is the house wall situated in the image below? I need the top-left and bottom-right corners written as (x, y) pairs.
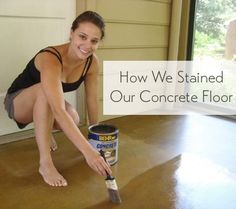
top-left (76, 0), bottom-right (180, 121)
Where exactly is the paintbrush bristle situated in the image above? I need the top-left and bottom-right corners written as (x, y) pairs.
top-left (100, 149), bottom-right (122, 203)
top-left (108, 188), bottom-right (122, 203)
top-left (106, 178), bottom-right (122, 203)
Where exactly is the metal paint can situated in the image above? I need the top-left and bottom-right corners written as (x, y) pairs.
top-left (88, 124), bottom-right (119, 165)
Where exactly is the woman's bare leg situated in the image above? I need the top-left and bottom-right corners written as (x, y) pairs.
top-left (51, 101), bottom-right (80, 151)
top-left (13, 84), bottom-right (68, 186)
top-left (33, 89), bottom-right (68, 186)
top-left (50, 136), bottom-right (58, 151)
top-left (53, 100), bottom-right (80, 130)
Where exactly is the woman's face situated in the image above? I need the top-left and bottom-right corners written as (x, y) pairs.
top-left (70, 22), bottom-right (102, 60)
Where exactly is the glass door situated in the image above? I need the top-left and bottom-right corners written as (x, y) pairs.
top-left (188, 0), bottom-right (236, 115)
top-left (193, 0), bottom-right (236, 60)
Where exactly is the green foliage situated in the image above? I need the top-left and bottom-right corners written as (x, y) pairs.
top-left (194, 0), bottom-right (236, 59)
top-left (196, 0), bottom-right (236, 39)
top-left (195, 31), bottom-right (212, 48)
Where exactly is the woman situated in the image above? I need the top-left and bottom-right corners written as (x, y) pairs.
top-left (4, 11), bottom-right (112, 187)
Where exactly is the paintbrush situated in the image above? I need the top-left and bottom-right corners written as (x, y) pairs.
top-left (100, 150), bottom-right (122, 204)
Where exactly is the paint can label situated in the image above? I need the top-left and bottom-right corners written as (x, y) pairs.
top-left (88, 124), bottom-right (119, 165)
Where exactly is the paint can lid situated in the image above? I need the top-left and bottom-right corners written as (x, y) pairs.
top-left (88, 124), bottom-right (118, 135)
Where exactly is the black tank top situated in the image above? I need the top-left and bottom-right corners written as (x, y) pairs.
top-left (7, 47), bottom-right (93, 94)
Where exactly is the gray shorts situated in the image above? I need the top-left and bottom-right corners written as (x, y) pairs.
top-left (4, 89), bottom-right (28, 129)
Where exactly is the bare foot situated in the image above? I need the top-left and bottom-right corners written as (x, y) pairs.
top-left (50, 136), bottom-right (58, 152)
top-left (39, 163), bottom-right (68, 187)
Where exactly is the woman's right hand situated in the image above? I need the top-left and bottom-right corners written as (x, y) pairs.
top-left (83, 146), bottom-right (112, 177)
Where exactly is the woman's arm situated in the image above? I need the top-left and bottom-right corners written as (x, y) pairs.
top-left (84, 55), bottom-right (99, 125)
top-left (35, 52), bottom-right (111, 176)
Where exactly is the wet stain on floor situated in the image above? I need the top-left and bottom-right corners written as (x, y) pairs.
top-left (84, 156), bottom-right (180, 209)
top-left (0, 115), bottom-right (236, 209)
top-left (84, 153), bottom-right (236, 209)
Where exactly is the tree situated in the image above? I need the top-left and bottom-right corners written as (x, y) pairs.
top-left (195, 0), bottom-right (236, 39)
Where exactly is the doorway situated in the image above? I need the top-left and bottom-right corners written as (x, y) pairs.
top-left (187, 0), bottom-right (236, 115)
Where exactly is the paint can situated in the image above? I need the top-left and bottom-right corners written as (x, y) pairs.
top-left (88, 124), bottom-right (119, 165)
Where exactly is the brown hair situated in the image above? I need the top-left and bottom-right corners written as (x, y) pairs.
top-left (71, 11), bottom-right (105, 39)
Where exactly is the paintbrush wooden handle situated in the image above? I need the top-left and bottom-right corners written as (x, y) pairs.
top-left (100, 149), bottom-right (107, 163)
top-left (99, 150), bottom-right (114, 179)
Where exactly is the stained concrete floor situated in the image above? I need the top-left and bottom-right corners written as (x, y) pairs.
top-left (0, 115), bottom-right (236, 209)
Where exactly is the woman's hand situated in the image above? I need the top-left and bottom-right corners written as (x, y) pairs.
top-left (84, 147), bottom-right (112, 176)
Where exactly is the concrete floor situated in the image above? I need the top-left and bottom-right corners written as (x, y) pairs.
top-left (0, 115), bottom-right (236, 209)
